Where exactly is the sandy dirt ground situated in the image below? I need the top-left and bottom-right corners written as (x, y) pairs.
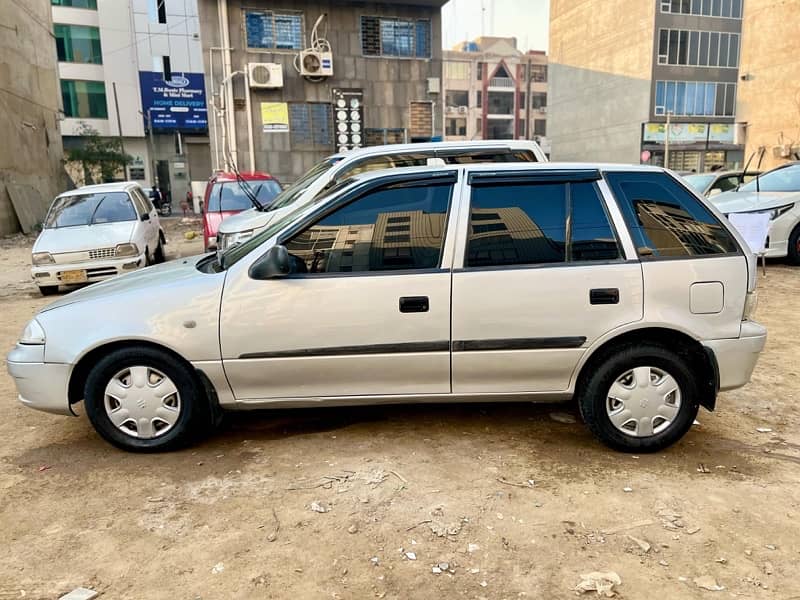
top-left (0, 219), bottom-right (799, 599)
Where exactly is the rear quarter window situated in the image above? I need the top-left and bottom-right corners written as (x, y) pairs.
top-left (604, 171), bottom-right (739, 258)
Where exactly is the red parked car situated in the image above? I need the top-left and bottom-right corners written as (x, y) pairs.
top-left (202, 171), bottom-right (282, 250)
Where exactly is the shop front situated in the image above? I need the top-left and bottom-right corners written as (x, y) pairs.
top-left (640, 122), bottom-right (745, 172)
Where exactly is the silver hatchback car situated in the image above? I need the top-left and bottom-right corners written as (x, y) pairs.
top-left (8, 163), bottom-right (766, 453)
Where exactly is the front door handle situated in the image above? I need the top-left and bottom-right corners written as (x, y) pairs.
top-left (590, 288), bottom-right (620, 305)
top-left (399, 296), bottom-right (429, 313)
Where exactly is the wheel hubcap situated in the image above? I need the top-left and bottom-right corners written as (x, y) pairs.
top-left (103, 366), bottom-right (181, 439)
top-left (605, 366), bottom-right (681, 438)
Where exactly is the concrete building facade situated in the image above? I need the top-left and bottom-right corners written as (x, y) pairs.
top-left (53, 0), bottom-right (211, 198)
top-left (0, 0), bottom-right (69, 235)
top-left (196, 0), bottom-right (446, 184)
top-left (549, 0), bottom-right (746, 171)
top-left (736, 0), bottom-right (800, 171)
top-left (442, 37), bottom-right (549, 155)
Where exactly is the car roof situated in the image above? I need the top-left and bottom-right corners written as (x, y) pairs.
top-left (325, 139), bottom-right (544, 162)
top-left (57, 181), bottom-right (141, 198)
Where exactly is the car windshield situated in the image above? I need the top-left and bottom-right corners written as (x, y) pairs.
top-left (44, 192), bottom-right (136, 228)
top-left (683, 174), bottom-right (716, 193)
top-left (266, 158), bottom-right (341, 211)
top-left (207, 180), bottom-right (282, 211)
top-left (739, 164), bottom-right (800, 192)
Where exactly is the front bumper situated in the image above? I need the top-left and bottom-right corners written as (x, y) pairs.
top-left (31, 253), bottom-right (147, 287)
top-left (7, 344), bottom-right (72, 415)
top-left (703, 321), bottom-right (767, 391)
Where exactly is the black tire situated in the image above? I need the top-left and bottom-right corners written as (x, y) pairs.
top-left (154, 239), bottom-right (166, 264)
top-left (84, 346), bottom-right (213, 452)
top-left (39, 285), bottom-right (58, 296)
top-left (788, 224), bottom-right (800, 265)
top-left (577, 343), bottom-right (700, 453)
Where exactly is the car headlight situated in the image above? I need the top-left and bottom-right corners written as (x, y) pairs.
top-left (20, 319), bottom-right (46, 345)
top-left (32, 252), bottom-right (54, 265)
top-left (220, 229), bottom-right (254, 251)
top-left (115, 243), bottom-right (140, 257)
top-left (768, 203), bottom-right (794, 220)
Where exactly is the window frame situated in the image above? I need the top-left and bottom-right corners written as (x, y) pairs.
top-left (60, 78), bottom-right (108, 119)
top-left (244, 9), bottom-right (305, 52)
top-left (359, 15), bottom-right (432, 59)
top-left (275, 173), bottom-right (458, 278)
top-left (661, 0), bottom-right (742, 18)
top-left (457, 172), bottom-right (626, 272)
top-left (54, 23), bottom-right (102, 64)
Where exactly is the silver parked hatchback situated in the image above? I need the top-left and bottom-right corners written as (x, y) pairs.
top-left (8, 163), bottom-right (766, 453)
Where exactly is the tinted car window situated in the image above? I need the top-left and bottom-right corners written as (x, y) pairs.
top-left (465, 181), bottom-right (619, 268)
top-left (44, 192), bottom-right (137, 228)
top-left (208, 180), bottom-right (282, 211)
top-left (605, 171), bottom-right (738, 257)
top-left (739, 163), bottom-right (800, 192)
top-left (284, 182), bottom-right (452, 274)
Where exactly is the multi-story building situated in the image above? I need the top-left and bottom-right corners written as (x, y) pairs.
top-left (0, 0), bottom-right (69, 235)
top-left (736, 0), bottom-right (800, 171)
top-left (549, 0), bottom-right (745, 171)
top-left (442, 37), bottom-right (549, 154)
top-left (52, 0), bottom-right (210, 196)
top-left (197, 0), bottom-right (446, 184)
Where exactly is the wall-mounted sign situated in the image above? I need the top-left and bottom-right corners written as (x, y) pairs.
top-left (139, 71), bottom-right (208, 132)
top-left (261, 102), bottom-right (289, 132)
top-left (643, 123), bottom-right (736, 144)
top-left (709, 124), bottom-right (734, 143)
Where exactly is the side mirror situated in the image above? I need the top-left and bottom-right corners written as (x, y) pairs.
top-left (249, 245), bottom-right (291, 279)
top-left (141, 213), bottom-right (150, 222)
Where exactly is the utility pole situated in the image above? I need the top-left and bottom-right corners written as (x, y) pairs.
top-left (664, 110), bottom-right (672, 169)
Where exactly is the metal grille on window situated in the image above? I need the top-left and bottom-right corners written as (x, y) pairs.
top-left (289, 103), bottom-right (333, 149)
top-left (415, 20), bottom-right (431, 57)
top-left (246, 11), bottom-right (302, 50)
top-left (360, 16), bottom-right (380, 56)
top-left (333, 89), bottom-right (363, 152)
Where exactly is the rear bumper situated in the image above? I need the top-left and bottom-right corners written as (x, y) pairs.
top-left (703, 321), bottom-right (767, 391)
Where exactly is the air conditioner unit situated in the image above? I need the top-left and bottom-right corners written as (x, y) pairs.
top-left (300, 50), bottom-right (334, 77)
top-left (458, 106), bottom-right (468, 114)
top-left (538, 106), bottom-right (547, 113)
top-left (446, 106), bottom-right (458, 114)
top-left (773, 144), bottom-right (792, 159)
top-left (248, 63), bottom-right (283, 89)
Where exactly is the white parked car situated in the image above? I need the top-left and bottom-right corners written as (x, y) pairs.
top-left (710, 162), bottom-right (800, 263)
top-left (8, 163), bottom-right (765, 453)
top-left (31, 182), bottom-right (166, 294)
top-left (215, 140), bottom-right (547, 251)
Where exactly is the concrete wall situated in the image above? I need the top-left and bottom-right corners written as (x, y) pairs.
top-left (737, 0), bottom-right (800, 171)
top-left (198, 0), bottom-right (444, 183)
top-left (547, 0), bottom-right (655, 163)
top-left (0, 0), bottom-right (69, 234)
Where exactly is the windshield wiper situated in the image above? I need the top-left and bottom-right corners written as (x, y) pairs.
top-left (231, 169), bottom-right (264, 211)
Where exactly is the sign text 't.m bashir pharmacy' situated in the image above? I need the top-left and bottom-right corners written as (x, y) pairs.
top-left (139, 71), bottom-right (208, 132)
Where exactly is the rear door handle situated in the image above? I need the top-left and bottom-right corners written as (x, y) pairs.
top-left (590, 288), bottom-right (619, 305)
top-left (399, 296), bottom-right (429, 313)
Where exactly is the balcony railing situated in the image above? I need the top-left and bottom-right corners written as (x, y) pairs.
top-left (489, 77), bottom-right (514, 88)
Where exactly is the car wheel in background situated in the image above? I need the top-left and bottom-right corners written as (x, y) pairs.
top-left (788, 224), bottom-right (800, 265)
top-left (154, 240), bottom-right (165, 264)
top-left (83, 346), bottom-right (213, 452)
top-left (38, 286), bottom-right (58, 296)
top-left (577, 343), bottom-right (699, 453)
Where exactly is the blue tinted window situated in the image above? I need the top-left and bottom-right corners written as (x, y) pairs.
top-left (655, 81), bottom-right (665, 109)
top-left (415, 20), bottom-right (431, 57)
top-left (285, 183), bottom-right (452, 273)
top-left (570, 183), bottom-right (620, 261)
top-left (246, 11), bottom-right (302, 50)
top-left (685, 82), bottom-right (696, 115)
top-left (676, 82), bottom-right (686, 114)
top-left (665, 81), bottom-right (676, 112)
top-left (361, 16), bottom-right (431, 58)
top-left (605, 172), bottom-right (738, 257)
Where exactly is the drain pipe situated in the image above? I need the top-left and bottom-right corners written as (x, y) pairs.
top-left (218, 0), bottom-right (237, 169)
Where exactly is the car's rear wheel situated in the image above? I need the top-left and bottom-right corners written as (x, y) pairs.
top-left (39, 285), bottom-right (58, 296)
top-left (788, 224), bottom-right (800, 265)
top-left (577, 343), bottom-right (699, 452)
top-left (84, 346), bottom-right (212, 452)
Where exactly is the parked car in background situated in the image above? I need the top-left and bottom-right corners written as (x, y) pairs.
top-left (214, 140), bottom-right (548, 252)
top-left (710, 162), bottom-right (800, 263)
top-left (31, 182), bottom-right (165, 295)
top-left (202, 172), bottom-right (281, 250)
top-left (684, 170), bottom-right (760, 197)
top-left (8, 163), bottom-right (765, 454)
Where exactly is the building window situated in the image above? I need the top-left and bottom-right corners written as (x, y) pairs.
top-left (360, 16), bottom-right (431, 58)
top-left (518, 92), bottom-right (526, 110)
top-left (486, 119), bottom-right (514, 139)
top-left (487, 92), bottom-right (514, 114)
top-left (530, 64), bottom-right (547, 82)
top-left (518, 119), bottom-right (526, 137)
top-left (445, 90), bottom-right (469, 108)
top-left (476, 62), bottom-right (484, 80)
top-left (465, 181), bottom-right (620, 267)
top-left (246, 10), bottom-right (303, 50)
top-left (289, 103), bottom-right (333, 149)
top-left (444, 62), bottom-right (470, 79)
top-left (476, 90), bottom-right (482, 108)
top-left (534, 119), bottom-right (546, 136)
top-left (476, 118), bottom-right (482, 136)
top-left (678, 32), bottom-right (734, 66)
top-left (51, 0), bottom-right (97, 8)
top-left (148, 0), bottom-right (167, 23)
top-left (54, 24), bottom-right (101, 64)
top-left (531, 92), bottom-right (547, 110)
top-left (446, 118), bottom-right (467, 136)
top-left (655, 80), bottom-right (736, 117)
top-left (662, 0), bottom-right (742, 17)
top-left (61, 79), bottom-right (107, 119)
top-left (284, 182), bottom-right (452, 273)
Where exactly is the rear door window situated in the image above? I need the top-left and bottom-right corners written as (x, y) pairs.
top-left (604, 171), bottom-right (739, 258)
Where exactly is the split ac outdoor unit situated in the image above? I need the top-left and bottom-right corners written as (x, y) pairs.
top-left (446, 106), bottom-right (458, 114)
top-left (300, 50), bottom-right (334, 77)
top-left (458, 106), bottom-right (468, 114)
top-left (248, 63), bottom-right (283, 89)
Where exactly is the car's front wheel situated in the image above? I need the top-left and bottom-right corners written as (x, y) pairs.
top-left (84, 346), bottom-right (212, 452)
top-left (38, 285), bottom-right (58, 296)
top-left (577, 343), bottom-right (699, 452)
top-left (788, 224), bottom-right (800, 265)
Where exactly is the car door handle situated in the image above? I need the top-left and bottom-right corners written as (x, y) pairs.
top-left (399, 296), bottom-right (429, 313)
top-left (590, 288), bottom-right (619, 305)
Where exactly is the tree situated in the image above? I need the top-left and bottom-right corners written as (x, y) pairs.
top-left (65, 123), bottom-right (133, 185)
